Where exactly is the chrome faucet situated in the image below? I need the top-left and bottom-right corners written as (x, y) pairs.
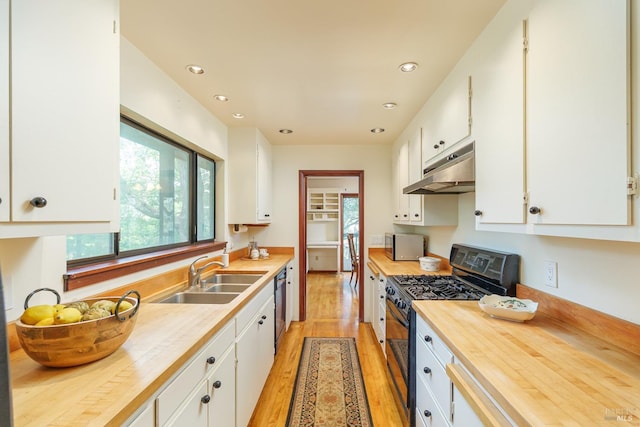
top-left (188, 255), bottom-right (226, 288)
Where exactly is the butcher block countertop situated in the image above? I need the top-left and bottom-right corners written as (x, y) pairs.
top-left (413, 301), bottom-right (640, 426)
top-left (9, 251), bottom-right (293, 427)
top-left (367, 248), bottom-right (452, 276)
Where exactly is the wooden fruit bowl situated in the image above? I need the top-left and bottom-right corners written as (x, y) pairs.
top-left (15, 289), bottom-right (140, 368)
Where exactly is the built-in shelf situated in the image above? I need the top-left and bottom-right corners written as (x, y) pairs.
top-left (307, 189), bottom-right (341, 271)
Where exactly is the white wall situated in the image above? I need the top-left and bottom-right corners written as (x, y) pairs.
top-left (248, 144), bottom-right (392, 320)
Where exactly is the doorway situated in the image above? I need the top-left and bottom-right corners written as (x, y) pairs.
top-left (298, 170), bottom-right (364, 322)
top-left (341, 194), bottom-right (359, 272)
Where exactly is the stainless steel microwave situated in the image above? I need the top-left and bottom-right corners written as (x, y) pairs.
top-left (384, 233), bottom-right (426, 261)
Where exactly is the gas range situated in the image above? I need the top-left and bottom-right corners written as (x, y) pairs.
top-left (392, 275), bottom-right (488, 300)
top-left (386, 244), bottom-right (520, 318)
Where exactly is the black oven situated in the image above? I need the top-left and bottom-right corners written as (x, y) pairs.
top-left (385, 288), bottom-right (410, 417)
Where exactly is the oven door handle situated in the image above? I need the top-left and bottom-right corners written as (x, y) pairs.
top-left (386, 299), bottom-right (409, 329)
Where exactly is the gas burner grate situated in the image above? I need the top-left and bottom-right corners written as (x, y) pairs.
top-left (391, 274), bottom-right (487, 301)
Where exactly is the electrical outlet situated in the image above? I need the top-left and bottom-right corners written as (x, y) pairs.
top-left (543, 261), bottom-right (558, 288)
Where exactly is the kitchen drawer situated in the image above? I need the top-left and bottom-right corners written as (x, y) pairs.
top-left (416, 317), bottom-right (453, 367)
top-left (417, 333), bottom-right (452, 421)
top-left (236, 281), bottom-right (273, 334)
top-left (156, 321), bottom-right (234, 425)
top-left (416, 373), bottom-right (449, 427)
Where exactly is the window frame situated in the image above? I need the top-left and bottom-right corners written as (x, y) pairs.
top-left (64, 116), bottom-right (223, 290)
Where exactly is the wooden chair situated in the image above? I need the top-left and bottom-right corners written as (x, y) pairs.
top-left (347, 233), bottom-right (359, 287)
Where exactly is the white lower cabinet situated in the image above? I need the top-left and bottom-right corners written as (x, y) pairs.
top-left (236, 283), bottom-right (275, 427)
top-left (125, 282), bottom-right (277, 427)
top-left (451, 382), bottom-right (483, 427)
top-left (414, 315), bottom-right (485, 427)
top-left (372, 271), bottom-right (386, 354)
top-left (156, 321), bottom-right (235, 426)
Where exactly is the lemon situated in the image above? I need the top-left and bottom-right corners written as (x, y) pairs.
top-left (53, 307), bottom-right (82, 324)
top-left (35, 317), bottom-right (55, 326)
top-left (112, 300), bottom-right (133, 314)
top-left (20, 305), bottom-right (56, 325)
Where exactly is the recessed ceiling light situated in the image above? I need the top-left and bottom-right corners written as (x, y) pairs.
top-left (214, 95), bottom-right (229, 102)
top-left (382, 102), bottom-right (397, 109)
top-left (398, 62), bottom-right (418, 72)
top-left (371, 128), bottom-right (385, 134)
top-left (232, 113), bottom-right (245, 119)
top-left (186, 64), bottom-right (205, 74)
top-left (279, 129), bottom-right (293, 134)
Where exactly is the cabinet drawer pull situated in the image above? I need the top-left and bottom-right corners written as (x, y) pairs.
top-left (424, 409), bottom-right (432, 418)
top-left (258, 319), bottom-right (264, 325)
top-left (207, 356), bottom-right (216, 365)
top-left (212, 380), bottom-right (222, 389)
top-left (423, 366), bottom-right (431, 374)
top-left (261, 315), bottom-right (267, 320)
top-left (529, 206), bottom-right (541, 215)
top-left (380, 318), bottom-right (384, 322)
top-left (201, 395), bottom-right (211, 404)
top-left (474, 210), bottom-right (482, 216)
top-left (424, 335), bottom-right (432, 343)
top-left (29, 196), bottom-right (47, 208)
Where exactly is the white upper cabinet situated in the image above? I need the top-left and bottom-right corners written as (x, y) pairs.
top-left (392, 130), bottom-right (458, 227)
top-left (0, 0), bottom-right (8, 222)
top-left (526, 0), bottom-right (630, 226)
top-left (472, 0), bottom-right (635, 241)
top-left (393, 140), bottom-right (410, 223)
top-left (422, 76), bottom-right (472, 163)
top-left (2, 0), bottom-right (119, 237)
top-left (473, 1), bottom-right (527, 225)
top-left (228, 127), bottom-right (273, 224)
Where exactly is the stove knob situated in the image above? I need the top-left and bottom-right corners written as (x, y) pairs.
top-left (401, 301), bottom-right (407, 309)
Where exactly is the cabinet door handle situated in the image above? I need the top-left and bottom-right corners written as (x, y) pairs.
top-left (207, 356), bottom-right (216, 365)
top-left (433, 144), bottom-right (439, 149)
top-left (261, 315), bottom-right (267, 320)
top-left (423, 366), bottom-right (431, 374)
top-left (380, 318), bottom-right (384, 322)
top-left (29, 196), bottom-right (47, 208)
top-left (212, 380), bottom-right (222, 389)
top-left (529, 206), bottom-right (541, 215)
top-left (201, 395), bottom-right (211, 404)
top-left (424, 335), bottom-right (432, 343)
top-left (474, 210), bottom-right (482, 216)
top-left (424, 409), bottom-right (432, 418)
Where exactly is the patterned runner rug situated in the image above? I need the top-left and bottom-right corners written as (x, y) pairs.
top-left (286, 337), bottom-right (373, 427)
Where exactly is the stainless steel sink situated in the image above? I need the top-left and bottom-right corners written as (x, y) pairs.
top-left (201, 273), bottom-right (263, 285)
top-left (158, 292), bottom-right (240, 304)
top-left (205, 284), bottom-right (252, 293)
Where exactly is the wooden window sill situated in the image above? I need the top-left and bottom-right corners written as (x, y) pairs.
top-left (64, 242), bottom-right (226, 291)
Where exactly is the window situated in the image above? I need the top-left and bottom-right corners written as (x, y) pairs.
top-left (66, 117), bottom-right (216, 265)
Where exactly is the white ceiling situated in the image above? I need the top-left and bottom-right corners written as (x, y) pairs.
top-left (120, 0), bottom-right (506, 146)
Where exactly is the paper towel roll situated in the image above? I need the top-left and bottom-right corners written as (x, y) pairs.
top-left (232, 225), bottom-right (249, 233)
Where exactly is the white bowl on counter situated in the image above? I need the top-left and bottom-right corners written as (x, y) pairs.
top-left (478, 294), bottom-right (538, 322)
top-left (419, 256), bottom-right (441, 271)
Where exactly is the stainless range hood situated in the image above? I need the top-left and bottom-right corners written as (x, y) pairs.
top-left (403, 142), bottom-right (475, 195)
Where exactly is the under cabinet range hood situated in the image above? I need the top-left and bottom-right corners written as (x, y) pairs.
top-left (403, 142), bottom-right (475, 194)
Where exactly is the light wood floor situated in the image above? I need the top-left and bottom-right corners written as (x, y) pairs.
top-left (249, 272), bottom-right (407, 426)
